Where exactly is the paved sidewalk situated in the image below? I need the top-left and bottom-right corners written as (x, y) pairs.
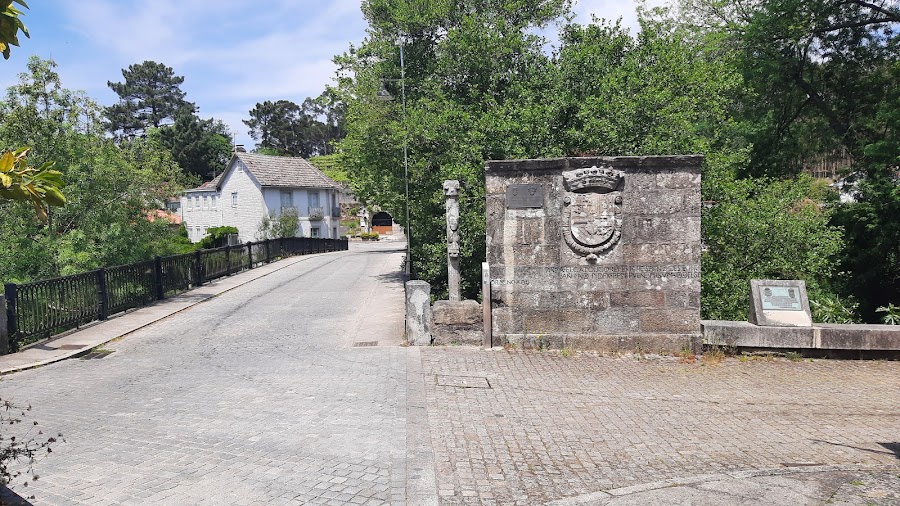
top-left (421, 348), bottom-right (900, 505)
top-left (0, 253), bottom-right (336, 375)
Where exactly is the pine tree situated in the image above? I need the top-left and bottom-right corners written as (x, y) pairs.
top-left (106, 60), bottom-right (193, 138)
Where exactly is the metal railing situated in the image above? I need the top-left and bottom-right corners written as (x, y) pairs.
top-left (308, 206), bottom-right (325, 220)
top-left (3, 237), bottom-right (348, 351)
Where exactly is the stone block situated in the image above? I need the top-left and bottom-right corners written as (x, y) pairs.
top-left (639, 309), bottom-right (701, 333)
top-left (818, 324), bottom-right (900, 350)
top-left (702, 320), bottom-right (814, 348)
top-left (432, 300), bottom-right (482, 325)
top-left (610, 290), bottom-right (666, 308)
top-left (405, 281), bottom-right (432, 346)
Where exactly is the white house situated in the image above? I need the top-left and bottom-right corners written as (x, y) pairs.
top-left (181, 151), bottom-right (343, 243)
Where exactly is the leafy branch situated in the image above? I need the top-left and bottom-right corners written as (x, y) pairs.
top-left (0, 147), bottom-right (66, 221)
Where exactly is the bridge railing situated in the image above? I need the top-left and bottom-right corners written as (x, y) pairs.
top-left (3, 237), bottom-right (349, 352)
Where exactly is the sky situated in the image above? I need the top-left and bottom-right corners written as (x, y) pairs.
top-left (0, 0), bottom-right (664, 149)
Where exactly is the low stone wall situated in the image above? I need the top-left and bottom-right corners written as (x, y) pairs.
top-left (703, 320), bottom-right (900, 351)
top-left (432, 300), bottom-right (483, 346)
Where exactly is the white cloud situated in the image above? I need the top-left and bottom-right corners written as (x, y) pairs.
top-left (571, 0), bottom-right (670, 32)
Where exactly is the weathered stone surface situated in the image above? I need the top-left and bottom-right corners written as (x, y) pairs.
top-left (431, 325), bottom-right (484, 346)
top-left (405, 280), bottom-right (432, 346)
top-left (703, 320), bottom-right (900, 350)
top-left (432, 300), bottom-right (482, 325)
top-left (485, 156), bottom-right (702, 351)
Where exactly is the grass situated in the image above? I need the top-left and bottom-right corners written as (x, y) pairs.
top-left (701, 347), bottom-right (727, 365)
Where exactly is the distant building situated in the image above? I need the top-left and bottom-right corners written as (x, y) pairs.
top-left (181, 152), bottom-right (343, 243)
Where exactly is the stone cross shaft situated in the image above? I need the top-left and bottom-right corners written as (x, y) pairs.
top-left (443, 180), bottom-right (461, 301)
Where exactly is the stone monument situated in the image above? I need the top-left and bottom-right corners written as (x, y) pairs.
top-left (748, 279), bottom-right (812, 327)
top-left (444, 180), bottom-right (461, 301)
top-left (485, 156), bottom-right (702, 352)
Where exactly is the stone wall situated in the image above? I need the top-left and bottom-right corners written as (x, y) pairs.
top-left (485, 156), bottom-right (702, 353)
top-left (432, 300), bottom-right (483, 346)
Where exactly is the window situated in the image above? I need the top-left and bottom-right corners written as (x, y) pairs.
top-left (311, 227), bottom-right (320, 238)
top-left (280, 190), bottom-right (293, 210)
top-left (186, 197), bottom-right (192, 211)
top-left (308, 191), bottom-right (320, 207)
top-left (203, 195), bottom-right (209, 210)
top-left (231, 192), bottom-right (238, 207)
top-left (211, 195), bottom-right (217, 210)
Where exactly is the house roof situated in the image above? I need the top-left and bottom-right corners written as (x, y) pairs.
top-left (187, 152), bottom-right (341, 192)
top-left (232, 152), bottom-right (341, 189)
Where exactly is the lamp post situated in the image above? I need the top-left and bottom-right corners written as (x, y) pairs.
top-left (400, 39), bottom-right (411, 277)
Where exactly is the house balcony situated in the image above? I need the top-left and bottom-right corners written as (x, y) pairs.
top-left (308, 206), bottom-right (325, 220)
top-left (331, 206), bottom-right (342, 218)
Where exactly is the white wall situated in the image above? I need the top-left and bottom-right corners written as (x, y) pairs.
top-left (219, 159), bottom-right (268, 243)
top-left (181, 190), bottom-right (222, 242)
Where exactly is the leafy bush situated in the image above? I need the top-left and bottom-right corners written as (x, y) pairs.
top-left (197, 226), bottom-right (238, 249)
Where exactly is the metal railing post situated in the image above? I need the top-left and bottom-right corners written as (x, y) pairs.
top-left (154, 256), bottom-right (164, 300)
top-left (225, 245), bottom-right (232, 276)
top-left (247, 242), bottom-right (253, 269)
top-left (97, 268), bottom-right (108, 321)
top-left (265, 239), bottom-right (271, 264)
top-left (4, 284), bottom-right (18, 352)
top-left (195, 250), bottom-right (204, 286)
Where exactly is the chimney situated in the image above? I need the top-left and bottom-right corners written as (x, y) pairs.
top-left (234, 144), bottom-right (246, 153)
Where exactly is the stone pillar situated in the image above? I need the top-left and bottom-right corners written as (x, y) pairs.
top-left (405, 280), bottom-right (432, 346)
top-left (443, 180), bottom-right (461, 301)
top-left (482, 262), bottom-right (492, 349)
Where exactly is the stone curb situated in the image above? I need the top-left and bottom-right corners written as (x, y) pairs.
top-left (544, 464), bottom-right (900, 505)
top-left (0, 252), bottom-right (343, 376)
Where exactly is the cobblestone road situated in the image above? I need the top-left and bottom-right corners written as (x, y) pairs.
top-left (421, 349), bottom-right (900, 505)
top-left (0, 243), bottom-right (424, 506)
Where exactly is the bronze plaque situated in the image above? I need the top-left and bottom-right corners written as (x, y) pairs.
top-left (506, 184), bottom-right (544, 209)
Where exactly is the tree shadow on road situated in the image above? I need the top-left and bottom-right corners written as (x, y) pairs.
top-left (0, 485), bottom-right (34, 506)
top-left (878, 442), bottom-right (900, 459)
top-left (812, 439), bottom-right (900, 459)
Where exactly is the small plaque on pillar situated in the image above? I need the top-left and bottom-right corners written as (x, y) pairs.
top-left (749, 279), bottom-right (812, 327)
top-left (506, 184), bottom-right (544, 209)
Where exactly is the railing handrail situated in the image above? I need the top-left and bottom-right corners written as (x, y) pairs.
top-left (3, 237), bottom-right (348, 351)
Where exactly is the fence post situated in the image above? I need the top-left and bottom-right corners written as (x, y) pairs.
top-left (4, 284), bottom-right (17, 354)
top-left (225, 244), bottom-right (232, 276)
top-left (154, 256), bottom-right (165, 300)
top-left (247, 242), bottom-right (253, 270)
top-left (97, 268), bottom-right (108, 321)
top-left (265, 239), bottom-right (271, 264)
top-left (195, 250), bottom-right (204, 286)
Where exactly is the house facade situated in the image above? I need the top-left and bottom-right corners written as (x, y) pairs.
top-left (181, 151), bottom-right (343, 243)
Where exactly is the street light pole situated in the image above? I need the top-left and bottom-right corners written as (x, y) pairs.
top-left (400, 39), bottom-right (411, 277)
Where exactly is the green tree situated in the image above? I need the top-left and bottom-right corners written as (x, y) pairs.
top-left (150, 108), bottom-right (232, 180)
top-left (105, 60), bottom-right (193, 138)
top-left (337, 0), bottom-right (568, 298)
top-left (676, 0), bottom-right (900, 319)
top-left (244, 100), bottom-right (305, 155)
top-left (0, 57), bottom-right (186, 283)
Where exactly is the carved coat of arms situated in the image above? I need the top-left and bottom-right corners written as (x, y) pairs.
top-left (562, 166), bottom-right (624, 258)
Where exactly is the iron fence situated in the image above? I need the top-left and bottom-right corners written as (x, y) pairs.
top-left (4, 237), bottom-right (348, 351)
